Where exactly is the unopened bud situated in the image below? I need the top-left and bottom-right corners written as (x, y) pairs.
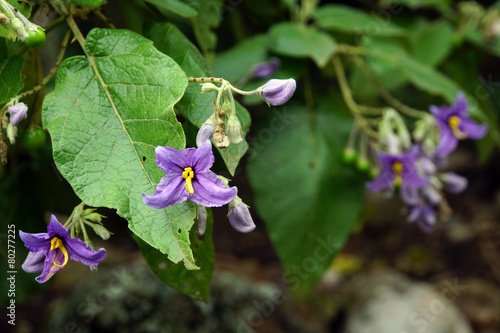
top-left (226, 114), bottom-right (243, 144)
top-left (6, 123), bottom-right (17, 144)
top-left (196, 116), bottom-right (215, 147)
top-left (258, 78), bottom-right (296, 106)
top-left (251, 58), bottom-right (280, 79)
top-left (91, 224), bottom-right (111, 240)
top-left (196, 205), bottom-right (207, 236)
top-left (228, 198), bottom-right (255, 233)
top-left (201, 83), bottom-right (218, 93)
top-left (442, 172), bottom-right (468, 194)
top-left (8, 102), bottom-right (28, 126)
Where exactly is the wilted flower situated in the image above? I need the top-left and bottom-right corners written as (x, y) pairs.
top-left (8, 102), bottom-right (28, 126)
top-left (228, 198), bottom-right (256, 233)
top-left (430, 92), bottom-right (488, 157)
top-left (142, 141), bottom-right (237, 209)
top-left (258, 78), bottom-right (296, 106)
top-left (251, 58), bottom-right (280, 79)
top-left (19, 215), bottom-right (106, 283)
top-left (367, 146), bottom-right (429, 192)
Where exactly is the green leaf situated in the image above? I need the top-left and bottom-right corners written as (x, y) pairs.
top-left (246, 102), bottom-right (364, 289)
top-left (214, 34), bottom-right (269, 83)
top-left (42, 28), bottom-right (199, 269)
top-left (65, 0), bottom-right (105, 7)
top-left (191, 0), bottom-right (223, 56)
top-left (411, 20), bottom-right (454, 67)
top-left (146, 22), bottom-right (250, 176)
top-left (269, 22), bottom-right (336, 67)
top-left (0, 41), bottom-right (24, 105)
top-left (380, 0), bottom-right (450, 10)
top-left (136, 209), bottom-right (214, 302)
top-left (313, 5), bottom-right (406, 37)
top-left (143, 0), bottom-right (198, 17)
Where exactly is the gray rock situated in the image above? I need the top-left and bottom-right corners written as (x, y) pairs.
top-left (343, 271), bottom-right (473, 333)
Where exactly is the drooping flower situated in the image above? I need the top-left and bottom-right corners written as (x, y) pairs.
top-left (367, 146), bottom-right (429, 192)
top-left (251, 58), bottom-right (280, 79)
top-left (8, 102), bottom-right (28, 126)
top-left (430, 92), bottom-right (488, 157)
top-left (228, 198), bottom-right (256, 233)
top-left (258, 78), bottom-right (296, 106)
top-left (142, 141), bottom-right (237, 209)
top-left (19, 215), bottom-right (106, 283)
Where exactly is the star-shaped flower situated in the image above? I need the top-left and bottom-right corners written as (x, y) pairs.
top-left (367, 146), bottom-right (429, 192)
top-left (19, 215), bottom-right (106, 283)
top-left (430, 92), bottom-right (488, 157)
top-left (142, 141), bottom-right (237, 209)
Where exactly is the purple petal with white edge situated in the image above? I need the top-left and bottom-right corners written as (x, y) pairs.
top-left (22, 251), bottom-right (45, 273)
top-left (65, 236), bottom-right (107, 266)
top-left (8, 102), bottom-right (28, 126)
top-left (228, 203), bottom-right (256, 233)
top-left (142, 176), bottom-right (187, 209)
top-left (436, 127), bottom-right (458, 158)
top-left (19, 230), bottom-right (51, 253)
top-left (155, 146), bottom-right (188, 174)
top-left (36, 251), bottom-right (65, 283)
top-left (460, 119), bottom-right (488, 139)
top-left (191, 141), bottom-right (215, 173)
top-left (261, 79), bottom-right (296, 106)
top-left (400, 185), bottom-right (419, 205)
top-left (443, 172), bottom-right (468, 194)
top-left (47, 215), bottom-right (71, 240)
top-left (190, 171), bottom-right (237, 207)
top-left (451, 92), bottom-right (469, 118)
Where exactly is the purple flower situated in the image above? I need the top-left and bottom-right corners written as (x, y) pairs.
top-left (142, 141), bottom-right (237, 209)
top-left (430, 92), bottom-right (488, 157)
top-left (252, 58), bottom-right (280, 79)
top-left (19, 215), bottom-right (106, 283)
top-left (8, 102), bottom-right (28, 126)
top-left (367, 146), bottom-right (429, 192)
top-left (442, 172), bottom-right (468, 194)
top-left (259, 78), bottom-right (296, 106)
top-left (228, 200), bottom-right (256, 233)
top-left (408, 201), bottom-right (436, 233)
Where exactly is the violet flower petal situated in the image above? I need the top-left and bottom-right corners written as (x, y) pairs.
top-left (400, 185), bottom-right (419, 205)
top-left (228, 203), bottom-right (256, 233)
top-left (191, 171), bottom-right (237, 207)
top-left (260, 79), bottom-right (296, 106)
top-left (451, 92), bottom-right (468, 118)
top-left (65, 237), bottom-right (107, 266)
top-left (191, 141), bottom-right (215, 172)
top-left (196, 123), bottom-right (214, 148)
top-left (460, 119), bottom-right (488, 139)
top-left (18, 231), bottom-right (51, 253)
top-left (36, 252), bottom-right (65, 283)
top-left (8, 102), bottom-right (28, 126)
top-left (142, 176), bottom-right (186, 209)
top-left (22, 251), bottom-right (45, 273)
top-left (436, 127), bottom-right (458, 157)
top-left (443, 172), bottom-right (468, 194)
top-left (155, 146), bottom-right (188, 174)
top-left (47, 215), bottom-right (71, 239)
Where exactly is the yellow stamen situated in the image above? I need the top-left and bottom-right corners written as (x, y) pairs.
top-left (50, 237), bottom-right (69, 268)
top-left (448, 116), bottom-right (467, 140)
top-left (392, 161), bottom-right (403, 186)
top-left (182, 167), bottom-right (195, 194)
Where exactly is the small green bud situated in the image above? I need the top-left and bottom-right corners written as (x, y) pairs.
top-left (341, 148), bottom-right (357, 165)
top-left (226, 113), bottom-right (243, 144)
top-left (356, 157), bottom-right (370, 173)
top-left (90, 223), bottom-right (111, 240)
top-left (201, 83), bottom-right (218, 93)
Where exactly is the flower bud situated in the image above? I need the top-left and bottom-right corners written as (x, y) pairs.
top-left (228, 199), bottom-right (255, 233)
top-left (259, 78), bottom-right (296, 106)
top-left (201, 83), bottom-right (218, 93)
top-left (196, 116), bottom-right (215, 147)
top-left (422, 186), bottom-right (441, 205)
top-left (8, 102), bottom-right (28, 126)
top-left (226, 113), bottom-right (243, 144)
top-left (91, 224), bottom-right (111, 240)
top-left (251, 58), bottom-right (280, 79)
top-left (196, 205), bottom-right (207, 236)
top-left (442, 172), bottom-right (468, 194)
top-left (6, 123), bottom-right (17, 144)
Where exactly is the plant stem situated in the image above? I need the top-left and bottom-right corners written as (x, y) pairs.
top-left (66, 7), bottom-right (85, 49)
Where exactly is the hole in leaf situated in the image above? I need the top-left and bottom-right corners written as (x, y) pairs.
top-left (177, 228), bottom-right (182, 234)
top-left (142, 156), bottom-right (147, 161)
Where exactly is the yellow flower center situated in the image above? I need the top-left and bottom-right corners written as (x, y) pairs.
top-left (448, 116), bottom-right (467, 140)
top-left (182, 167), bottom-right (195, 194)
top-left (392, 161), bottom-right (403, 186)
top-left (50, 237), bottom-right (69, 268)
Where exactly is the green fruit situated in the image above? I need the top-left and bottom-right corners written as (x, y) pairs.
top-left (25, 28), bottom-right (46, 48)
top-left (22, 126), bottom-right (46, 150)
top-left (341, 148), bottom-right (357, 165)
top-left (355, 157), bottom-right (371, 173)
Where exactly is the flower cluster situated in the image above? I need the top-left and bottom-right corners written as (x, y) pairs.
top-left (366, 93), bottom-right (487, 232)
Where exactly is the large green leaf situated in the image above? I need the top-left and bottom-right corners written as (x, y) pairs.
top-left (136, 209), bottom-right (214, 302)
top-left (42, 28), bottom-right (200, 269)
top-left (313, 5), bottom-right (406, 37)
top-left (214, 34), bottom-right (269, 83)
top-left (146, 22), bottom-right (250, 176)
top-left (411, 20), bottom-right (454, 67)
top-left (143, 0), bottom-right (198, 17)
top-left (246, 102), bottom-right (364, 289)
top-left (269, 22), bottom-right (336, 68)
top-left (66, 0), bottom-right (105, 7)
top-left (0, 40), bottom-right (24, 105)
